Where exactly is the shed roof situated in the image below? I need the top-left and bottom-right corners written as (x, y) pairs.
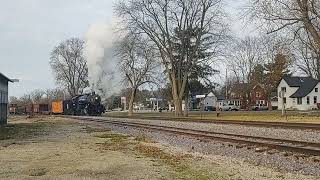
top-left (0, 72), bottom-right (13, 82)
top-left (282, 76), bottom-right (319, 98)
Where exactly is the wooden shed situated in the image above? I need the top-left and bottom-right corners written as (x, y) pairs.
top-left (0, 73), bottom-right (12, 125)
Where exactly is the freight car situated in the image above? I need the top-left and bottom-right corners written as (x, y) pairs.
top-left (9, 103), bottom-right (49, 115)
top-left (52, 92), bottom-right (105, 116)
top-left (9, 104), bottom-right (17, 114)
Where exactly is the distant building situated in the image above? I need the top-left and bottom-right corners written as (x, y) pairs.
top-left (191, 92), bottom-right (224, 111)
top-left (278, 76), bottom-right (320, 111)
top-left (251, 84), bottom-right (268, 106)
top-left (0, 73), bottom-right (13, 125)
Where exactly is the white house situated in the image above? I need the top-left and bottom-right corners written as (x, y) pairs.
top-left (278, 76), bottom-right (320, 110)
top-left (192, 92), bottom-right (225, 111)
top-left (194, 92), bottom-right (217, 110)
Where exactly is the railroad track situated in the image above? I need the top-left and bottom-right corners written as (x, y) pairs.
top-left (105, 115), bottom-right (320, 130)
top-left (68, 116), bottom-right (320, 157)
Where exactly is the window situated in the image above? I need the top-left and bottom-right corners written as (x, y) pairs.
top-left (283, 97), bottom-right (286, 104)
top-left (297, 97), bottom-right (302, 105)
top-left (316, 88), bottom-right (319, 92)
top-left (314, 96), bottom-right (318, 104)
top-left (281, 87), bottom-right (286, 92)
top-left (307, 96), bottom-right (310, 105)
top-left (256, 92), bottom-right (260, 98)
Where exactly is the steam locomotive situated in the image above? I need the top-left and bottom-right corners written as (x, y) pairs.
top-left (52, 92), bottom-right (106, 116)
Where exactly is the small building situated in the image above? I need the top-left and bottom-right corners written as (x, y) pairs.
top-left (192, 92), bottom-right (222, 111)
top-left (278, 76), bottom-right (320, 111)
top-left (0, 73), bottom-right (13, 125)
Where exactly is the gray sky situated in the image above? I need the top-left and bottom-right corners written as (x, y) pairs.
top-left (0, 0), bottom-right (116, 97)
top-left (0, 0), bottom-right (249, 97)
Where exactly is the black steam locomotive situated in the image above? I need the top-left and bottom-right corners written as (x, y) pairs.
top-left (64, 92), bottom-right (106, 116)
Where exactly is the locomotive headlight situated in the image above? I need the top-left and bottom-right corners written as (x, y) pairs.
top-left (95, 97), bottom-right (98, 100)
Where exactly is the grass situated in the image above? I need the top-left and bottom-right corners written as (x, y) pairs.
top-left (105, 111), bottom-right (320, 124)
top-left (96, 132), bottom-right (133, 151)
top-left (94, 131), bottom-right (219, 179)
top-left (28, 168), bottom-right (48, 177)
top-left (0, 122), bottom-right (55, 141)
top-left (94, 133), bottom-right (128, 143)
top-left (135, 144), bottom-right (222, 180)
top-left (84, 126), bottom-right (111, 133)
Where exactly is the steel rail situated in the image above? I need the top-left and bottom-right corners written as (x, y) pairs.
top-left (69, 116), bottom-right (320, 156)
top-left (106, 115), bottom-right (320, 130)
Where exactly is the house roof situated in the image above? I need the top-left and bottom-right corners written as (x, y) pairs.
top-left (0, 73), bottom-right (13, 82)
top-left (283, 76), bottom-right (319, 98)
top-left (216, 95), bottom-right (225, 100)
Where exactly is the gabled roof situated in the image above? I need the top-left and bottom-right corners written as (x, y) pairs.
top-left (0, 73), bottom-right (13, 82)
top-left (282, 76), bottom-right (319, 98)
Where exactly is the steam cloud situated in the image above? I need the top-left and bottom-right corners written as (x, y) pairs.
top-left (84, 20), bottom-right (121, 98)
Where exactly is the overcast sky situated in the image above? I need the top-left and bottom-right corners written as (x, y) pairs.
top-left (0, 0), bottom-right (250, 97)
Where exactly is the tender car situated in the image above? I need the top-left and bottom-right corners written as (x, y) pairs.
top-left (219, 104), bottom-right (239, 111)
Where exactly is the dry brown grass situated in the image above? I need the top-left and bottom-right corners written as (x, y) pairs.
top-left (135, 144), bottom-right (221, 180)
top-left (105, 111), bottom-right (320, 123)
top-left (0, 117), bottom-right (177, 180)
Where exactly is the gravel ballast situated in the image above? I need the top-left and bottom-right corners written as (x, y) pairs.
top-left (83, 116), bottom-right (320, 177)
top-left (101, 117), bottom-right (320, 144)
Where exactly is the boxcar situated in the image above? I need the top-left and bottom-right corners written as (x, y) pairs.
top-left (9, 104), bottom-right (17, 114)
top-left (52, 101), bottom-right (63, 114)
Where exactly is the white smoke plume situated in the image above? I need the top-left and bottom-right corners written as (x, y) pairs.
top-left (84, 20), bottom-right (121, 98)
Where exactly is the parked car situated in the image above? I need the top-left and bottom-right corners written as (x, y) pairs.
top-left (219, 104), bottom-right (239, 111)
top-left (204, 106), bottom-right (216, 111)
top-left (251, 104), bottom-right (268, 111)
top-left (158, 107), bottom-right (169, 112)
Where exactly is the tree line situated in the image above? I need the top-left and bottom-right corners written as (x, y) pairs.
top-left (11, 0), bottom-right (320, 117)
top-left (9, 89), bottom-right (65, 107)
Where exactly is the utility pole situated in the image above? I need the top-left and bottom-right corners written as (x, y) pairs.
top-left (280, 90), bottom-right (286, 117)
top-left (225, 68), bottom-right (228, 100)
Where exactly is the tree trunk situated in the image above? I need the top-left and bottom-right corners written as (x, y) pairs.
top-left (267, 99), bottom-right (272, 111)
top-left (170, 74), bottom-right (184, 117)
top-left (174, 98), bottom-right (183, 116)
top-left (184, 94), bottom-right (189, 117)
top-left (317, 56), bottom-right (320, 80)
top-left (128, 88), bottom-right (136, 117)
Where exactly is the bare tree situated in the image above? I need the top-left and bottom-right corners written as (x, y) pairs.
top-left (227, 36), bottom-right (263, 84)
top-left (226, 36), bottom-right (264, 108)
top-left (293, 32), bottom-right (320, 79)
top-left (30, 89), bottom-right (45, 103)
top-left (46, 88), bottom-right (66, 100)
top-left (9, 96), bottom-right (19, 104)
top-left (50, 38), bottom-right (89, 97)
top-left (116, 34), bottom-right (159, 116)
top-left (249, 0), bottom-right (320, 44)
top-left (116, 0), bottom-right (228, 116)
top-left (249, 1), bottom-right (320, 76)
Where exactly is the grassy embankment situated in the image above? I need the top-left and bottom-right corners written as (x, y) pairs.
top-left (105, 111), bottom-right (320, 123)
